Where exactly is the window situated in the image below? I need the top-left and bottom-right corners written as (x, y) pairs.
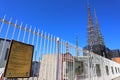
top-left (4, 48), bottom-right (9, 60)
top-left (115, 67), bottom-right (117, 73)
top-left (105, 66), bottom-right (109, 75)
top-left (75, 60), bottom-right (84, 75)
top-left (111, 67), bottom-right (114, 74)
top-left (118, 68), bottom-right (119, 73)
top-left (96, 64), bottom-right (101, 77)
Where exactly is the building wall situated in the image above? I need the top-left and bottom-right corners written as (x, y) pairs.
top-left (38, 53), bottom-right (74, 80)
top-left (0, 39), bottom-right (11, 68)
top-left (31, 61), bottom-right (40, 77)
top-left (77, 53), bottom-right (120, 80)
top-left (38, 54), bottom-right (57, 80)
top-left (62, 53), bottom-right (74, 80)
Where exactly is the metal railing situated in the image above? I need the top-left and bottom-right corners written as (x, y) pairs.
top-left (0, 15), bottom-right (84, 80)
top-left (1, 15), bottom-right (120, 80)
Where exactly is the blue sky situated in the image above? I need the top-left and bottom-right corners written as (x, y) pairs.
top-left (0, 0), bottom-right (120, 50)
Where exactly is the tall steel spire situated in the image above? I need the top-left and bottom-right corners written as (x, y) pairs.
top-left (94, 8), bottom-right (104, 45)
top-left (76, 35), bottom-right (79, 57)
top-left (66, 42), bottom-right (69, 53)
top-left (87, 4), bottom-right (96, 48)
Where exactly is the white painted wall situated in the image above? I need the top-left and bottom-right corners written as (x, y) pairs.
top-left (81, 53), bottom-right (120, 80)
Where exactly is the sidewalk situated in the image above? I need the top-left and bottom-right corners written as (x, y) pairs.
top-left (112, 76), bottom-right (120, 80)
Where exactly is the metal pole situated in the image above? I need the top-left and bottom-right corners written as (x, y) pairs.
top-left (39, 30), bottom-right (43, 60)
top-left (56, 37), bottom-right (60, 80)
top-left (45, 33), bottom-right (50, 80)
top-left (49, 35), bottom-right (53, 80)
top-left (32, 27), bottom-right (36, 80)
top-left (60, 40), bottom-right (63, 80)
top-left (36, 29), bottom-right (40, 58)
top-left (50, 35), bottom-right (53, 53)
top-left (11, 20), bottom-right (17, 39)
top-left (0, 18), bottom-right (12, 62)
top-left (17, 22), bottom-right (23, 41)
top-left (38, 30), bottom-right (43, 80)
top-left (88, 51), bottom-right (90, 80)
top-left (22, 24), bottom-right (27, 42)
top-left (35, 29), bottom-right (40, 80)
top-left (52, 36), bottom-right (56, 80)
top-left (0, 18), bottom-right (12, 80)
top-left (43, 32), bottom-right (47, 80)
top-left (101, 55), bottom-right (105, 80)
top-left (0, 15), bottom-right (6, 61)
top-left (73, 50), bottom-right (75, 79)
top-left (32, 27), bottom-right (36, 45)
top-left (0, 15), bottom-right (6, 33)
top-left (27, 26), bottom-right (32, 44)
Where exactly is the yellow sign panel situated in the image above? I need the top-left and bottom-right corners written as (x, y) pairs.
top-left (4, 40), bottom-right (34, 78)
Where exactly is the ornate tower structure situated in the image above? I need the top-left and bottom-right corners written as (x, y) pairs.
top-left (87, 4), bottom-right (96, 50)
top-left (94, 9), bottom-right (104, 46)
top-left (92, 8), bottom-right (106, 56)
top-left (85, 3), bottom-right (113, 59)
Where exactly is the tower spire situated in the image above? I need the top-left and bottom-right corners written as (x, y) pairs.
top-left (87, 4), bottom-right (96, 49)
top-left (66, 42), bottom-right (69, 53)
top-left (76, 35), bottom-right (79, 57)
top-left (94, 8), bottom-right (104, 45)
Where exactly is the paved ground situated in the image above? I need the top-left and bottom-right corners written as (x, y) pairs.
top-left (112, 76), bottom-right (120, 80)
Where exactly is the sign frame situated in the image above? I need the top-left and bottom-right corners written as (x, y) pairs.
top-left (4, 40), bottom-right (34, 78)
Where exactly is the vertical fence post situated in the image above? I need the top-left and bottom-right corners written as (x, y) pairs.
top-left (39, 30), bottom-right (43, 61)
top-left (28, 26), bottom-right (32, 44)
top-left (11, 20), bottom-right (17, 39)
top-left (52, 36), bottom-right (56, 80)
top-left (0, 15), bottom-right (6, 61)
top-left (17, 22), bottom-right (23, 41)
top-left (22, 24), bottom-right (27, 42)
top-left (35, 29), bottom-right (40, 80)
top-left (88, 51), bottom-right (90, 80)
top-left (43, 32), bottom-right (47, 80)
top-left (0, 18), bottom-right (12, 63)
top-left (38, 30), bottom-right (43, 80)
top-left (0, 15), bottom-right (6, 33)
top-left (32, 27), bottom-right (36, 80)
top-left (56, 37), bottom-right (60, 80)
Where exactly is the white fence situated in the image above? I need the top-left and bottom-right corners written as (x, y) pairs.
top-left (0, 15), bottom-right (120, 80)
top-left (0, 15), bottom-right (82, 80)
